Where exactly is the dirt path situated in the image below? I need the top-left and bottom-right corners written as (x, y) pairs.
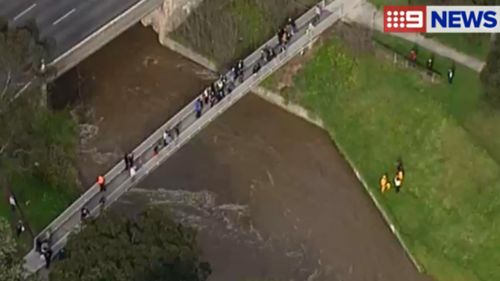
top-left (123, 94), bottom-right (432, 281)
top-left (54, 24), bottom-right (215, 187)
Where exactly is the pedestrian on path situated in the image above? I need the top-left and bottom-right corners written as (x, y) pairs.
top-left (124, 153), bottom-right (130, 170)
top-left (127, 153), bottom-right (135, 169)
top-left (97, 175), bottom-right (106, 192)
top-left (287, 17), bottom-right (297, 35)
top-left (154, 143), bottom-right (160, 156)
top-left (130, 165), bottom-right (137, 178)
top-left (426, 55), bottom-right (434, 76)
top-left (195, 98), bottom-right (202, 119)
top-left (174, 123), bottom-right (181, 137)
top-left (313, 4), bottom-right (322, 25)
top-left (16, 220), bottom-right (25, 237)
top-left (99, 196), bottom-right (106, 209)
top-left (163, 130), bottom-right (172, 146)
top-left (447, 65), bottom-right (455, 84)
top-left (306, 22), bottom-right (315, 36)
top-left (408, 48), bottom-right (417, 68)
top-left (8, 194), bottom-right (16, 211)
top-left (44, 249), bottom-right (52, 269)
top-left (81, 206), bottom-right (90, 220)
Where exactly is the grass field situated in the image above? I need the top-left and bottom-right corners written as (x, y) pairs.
top-left (172, 0), bottom-right (320, 68)
top-left (368, 0), bottom-right (491, 59)
top-left (265, 32), bottom-right (500, 281)
top-left (0, 109), bottom-right (78, 249)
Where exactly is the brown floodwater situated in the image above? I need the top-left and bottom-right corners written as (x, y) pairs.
top-left (53, 24), bottom-right (431, 281)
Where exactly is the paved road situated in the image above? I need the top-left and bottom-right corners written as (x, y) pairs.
top-left (23, 0), bottom-right (356, 273)
top-left (345, 0), bottom-right (486, 72)
top-left (0, 0), bottom-right (140, 60)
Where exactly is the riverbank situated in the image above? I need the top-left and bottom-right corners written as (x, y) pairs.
top-left (119, 93), bottom-right (430, 281)
top-left (264, 22), bottom-right (500, 281)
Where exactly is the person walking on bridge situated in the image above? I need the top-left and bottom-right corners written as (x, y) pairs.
top-left (81, 206), bottom-right (90, 220)
top-left (195, 98), bottom-right (202, 119)
top-left (97, 175), bottom-right (106, 192)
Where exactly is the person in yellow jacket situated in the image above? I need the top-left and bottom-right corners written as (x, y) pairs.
top-left (380, 173), bottom-right (391, 193)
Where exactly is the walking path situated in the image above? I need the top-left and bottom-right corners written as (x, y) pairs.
top-left (345, 0), bottom-right (486, 72)
top-left (23, 0), bottom-right (359, 273)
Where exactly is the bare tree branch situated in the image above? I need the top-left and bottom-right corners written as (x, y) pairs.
top-left (0, 69), bottom-right (11, 98)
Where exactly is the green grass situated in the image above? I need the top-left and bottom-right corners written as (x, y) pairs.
top-left (0, 175), bottom-right (76, 252)
top-left (373, 31), bottom-right (500, 167)
top-left (368, 0), bottom-right (491, 59)
top-left (0, 109), bottom-right (78, 250)
top-left (271, 36), bottom-right (500, 281)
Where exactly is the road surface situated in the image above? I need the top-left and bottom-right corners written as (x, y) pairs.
top-left (0, 0), bottom-right (141, 60)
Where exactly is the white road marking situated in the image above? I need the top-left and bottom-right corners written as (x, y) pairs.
top-left (13, 3), bottom-right (37, 21)
top-left (52, 8), bottom-right (76, 26)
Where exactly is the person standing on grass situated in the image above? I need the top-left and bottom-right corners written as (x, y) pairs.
top-left (447, 66), bottom-right (455, 84)
top-left (97, 175), bottom-right (106, 192)
top-left (394, 159), bottom-right (405, 193)
top-left (16, 220), bottom-right (25, 237)
top-left (380, 173), bottom-right (391, 193)
top-left (8, 194), bottom-right (16, 211)
top-left (426, 55), bottom-right (434, 76)
top-left (408, 49), bottom-right (417, 67)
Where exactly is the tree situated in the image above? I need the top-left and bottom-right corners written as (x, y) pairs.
top-left (0, 29), bottom-right (78, 192)
top-left (480, 35), bottom-right (500, 104)
top-left (49, 208), bottom-right (211, 281)
top-left (0, 217), bottom-right (23, 281)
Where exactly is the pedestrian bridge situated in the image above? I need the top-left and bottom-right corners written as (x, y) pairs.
top-left (23, 0), bottom-right (356, 273)
top-left (0, 0), bottom-right (163, 78)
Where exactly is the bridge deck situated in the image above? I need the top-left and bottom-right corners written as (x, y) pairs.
top-left (23, 0), bottom-right (351, 273)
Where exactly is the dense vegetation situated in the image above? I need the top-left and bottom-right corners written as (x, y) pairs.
top-left (50, 208), bottom-right (211, 281)
top-left (0, 217), bottom-right (24, 281)
top-left (481, 35), bottom-right (500, 104)
top-left (0, 29), bottom-right (79, 238)
top-left (172, 0), bottom-right (320, 67)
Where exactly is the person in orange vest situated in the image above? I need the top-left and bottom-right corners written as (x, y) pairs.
top-left (380, 173), bottom-right (391, 193)
top-left (394, 160), bottom-right (405, 193)
top-left (97, 175), bottom-right (106, 192)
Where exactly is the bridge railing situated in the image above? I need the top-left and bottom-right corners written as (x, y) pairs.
top-left (25, 0), bottom-right (346, 273)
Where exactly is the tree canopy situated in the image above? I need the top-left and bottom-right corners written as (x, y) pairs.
top-left (0, 217), bottom-right (24, 281)
top-left (49, 208), bottom-right (211, 281)
top-left (480, 35), bottom-right (500, 104)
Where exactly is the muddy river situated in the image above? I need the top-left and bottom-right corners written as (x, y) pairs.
top-left (54, 24), bottom-right (430, 281)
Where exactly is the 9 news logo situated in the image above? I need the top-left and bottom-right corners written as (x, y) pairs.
top-left (384, 5), bottom-right (500, 33)
top-left (384, 6), bottom-right (426, 33)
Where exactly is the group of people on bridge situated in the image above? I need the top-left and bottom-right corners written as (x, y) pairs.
top-left (29, 5), bottom-right (326, 270)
